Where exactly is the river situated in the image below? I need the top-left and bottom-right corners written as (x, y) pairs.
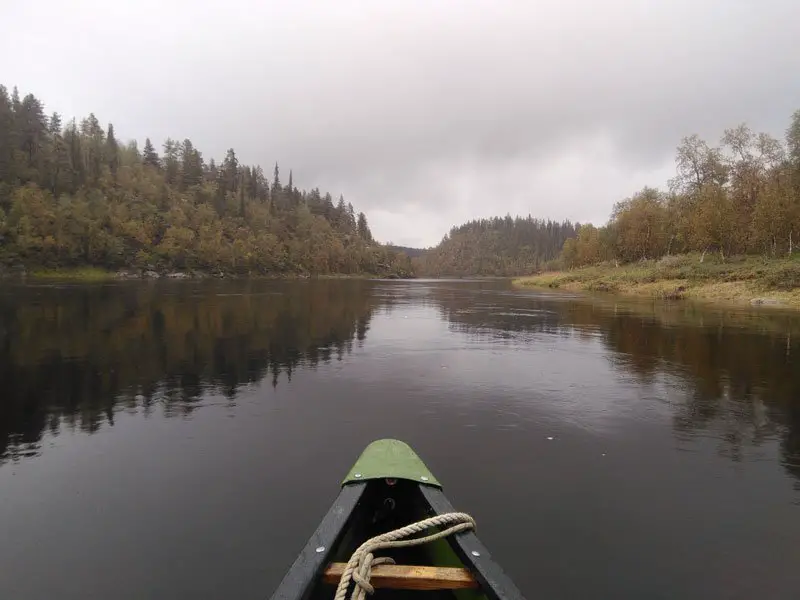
top-left (0, 279), bottom-right (798, 599)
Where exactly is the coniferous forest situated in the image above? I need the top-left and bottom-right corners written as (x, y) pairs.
top-left (0, 84), bottom-right (413, 277)
top-left (415, 217), bottom-right (578, 276)
top-left (2, 83), bottom-right (798, 280)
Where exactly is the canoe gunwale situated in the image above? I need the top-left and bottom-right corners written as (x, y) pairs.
top-left (420, 485), bottom-right (525, 600)
top-left (269, 482), bottom-right (367, 600)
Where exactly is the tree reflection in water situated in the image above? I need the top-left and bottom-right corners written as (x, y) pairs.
top-left (1, 281), bottom-right (798, 492)
top-left (0, 279), bottom-right (386, 464)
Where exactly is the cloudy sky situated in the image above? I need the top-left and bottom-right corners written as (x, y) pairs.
top-left (2, 0), bottom-right (799, 247)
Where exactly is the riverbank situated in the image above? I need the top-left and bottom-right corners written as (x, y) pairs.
top-left (28, 267), bottom-right (119, 281)
top-left (8, 267), bottom-right (415, 282)
top-left (514, 254), bottom-right (800, 308)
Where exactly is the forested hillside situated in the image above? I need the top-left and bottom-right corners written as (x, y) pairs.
top-left (0, 84), bottom-right (413, 277)
top-left (387, 245), bottom-right (427, 258)
top-left (416, 217), bottom-right (578, 276)
top-left (561, 110), bottom-right (800, 267)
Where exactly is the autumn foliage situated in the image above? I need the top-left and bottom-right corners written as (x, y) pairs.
top-left (563, 112), bottom-right (800, 267)
top-left (0, 84), bottom-right (413, 277)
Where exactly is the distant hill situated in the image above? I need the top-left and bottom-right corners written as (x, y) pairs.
top-left (387, 245), bottom-right (428, 258)
top-left (414, 216), bottom-right (578, 277)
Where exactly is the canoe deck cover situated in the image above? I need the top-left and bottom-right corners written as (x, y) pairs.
top-left (342, 439), bottom-right (441, 487)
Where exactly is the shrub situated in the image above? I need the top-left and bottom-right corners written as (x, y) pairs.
top-left (762, 264), bottom-right (800, 290)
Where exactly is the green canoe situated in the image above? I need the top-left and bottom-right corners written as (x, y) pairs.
top-left (269, 439), bottom-right (525, 600)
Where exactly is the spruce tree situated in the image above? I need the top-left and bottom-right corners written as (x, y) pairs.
top-left (357, 212), bottom-right (372, 241)
top-left (106, 123), bottom-right (119, 178)
top-left (142, 138), bottom-right (160, 168)
top-left (0, 85), bottom-right (14, 187)
top-left (162, 138), bottom-right (179, 184)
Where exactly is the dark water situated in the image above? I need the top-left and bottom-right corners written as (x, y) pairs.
top-left (1, 279), bottom-right (799, 600)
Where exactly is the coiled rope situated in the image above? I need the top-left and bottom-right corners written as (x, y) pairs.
top-left (333, 512), bottom-right (476, 600)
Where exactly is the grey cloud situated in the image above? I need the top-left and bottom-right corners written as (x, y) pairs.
top-left (2, 0), bottom-right (799, 247)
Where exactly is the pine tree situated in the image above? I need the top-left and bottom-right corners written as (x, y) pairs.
top-left (357, 212), bottom-right (372, 241)
top-left (48, 112), bottom-right (70, 195)
top-left (206, 157), bottom-right (218, 182)
top-left (64, 119), bottom-right (85, 190)
top-left (222, 148), bottom-right (238, 193)
top-left (0, 85), bottom-right (14, 188)
top-left (272, 162), bottom-right (281, 193)
top-left (270, 162), bottom-right (284, 211)
top-left (17, 93), bottom-right (49, 184)
top-left (142, 138), bottom-right (159, 168)
top-left (241, 165), bottom-right (254, 199)
top-left (48, 112), bottom-right (62, 136)
top-left (323, 192), bottom-right (334, 220)
top-left (335, 195), bottom-right (347, 230)
top-left (106, 123), bottom-right (119, 179)
top-left (239, 179), bottom-right (246, 218)
top-left (252, 165), bottom-right (267, 202)
top-left (179, 139), bottom-right (203, 189)
top-left (79, 113), bottom-right (104, 183)
top-left (162, 138), bottom-right (179, 184)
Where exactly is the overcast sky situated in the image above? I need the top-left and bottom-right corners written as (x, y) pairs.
top-left (2, 1), bottom-right (799, 247)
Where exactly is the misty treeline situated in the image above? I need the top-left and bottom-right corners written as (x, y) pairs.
top-left (562, 110), bottom-right (800, 267)
top-left (0, 84), bottom-right (413, 276)
top-left (416, 217), bottom-right (578, 276)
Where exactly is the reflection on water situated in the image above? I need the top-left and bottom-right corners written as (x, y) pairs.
top-left (1, 279), bottom-right (799, 599)
top-left (432, 287), bottom-right (800, 489)
top-left (2, 280), bottom-right (799, 482)
top-left (0, 280), bottom-right (386, 465)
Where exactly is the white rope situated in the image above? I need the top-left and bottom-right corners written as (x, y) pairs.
top-left (333, 512), bottom-right (476, 600)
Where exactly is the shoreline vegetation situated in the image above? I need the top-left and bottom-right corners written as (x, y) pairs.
top-left (0, 83), bottom-right (413, 279)
top-left (413, 216), bottom-right (577, 277)
top-left (515, 109), bottom-right (800, 309)
top-left (4, 82), bottom-right (799, 297)
top-left (4, 267), bottom-right (414, 282)
top-left (514, 254), bottom-right (800, 308)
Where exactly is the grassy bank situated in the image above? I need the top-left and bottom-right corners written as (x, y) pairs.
top-left (514, 254), bottom-right (800, 308)
top-left (28, 267), bottom-right (117, 281)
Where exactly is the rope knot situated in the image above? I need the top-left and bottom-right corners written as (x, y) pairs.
top-left (352, 555), bottom-right (395, 595)
top-left (334, 512), bottom-right (476, 600)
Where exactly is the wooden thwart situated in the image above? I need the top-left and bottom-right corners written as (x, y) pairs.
top-left (323, 563), bottom-right (479, 591)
